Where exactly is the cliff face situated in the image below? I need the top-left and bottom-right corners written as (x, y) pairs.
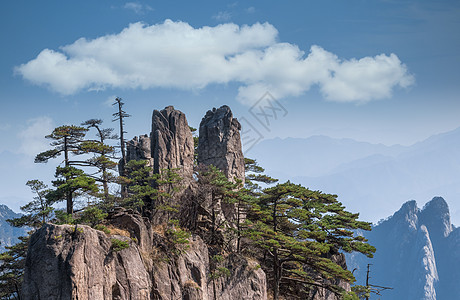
top-left (22, 211), bottom-right (266, 300)
top-left (346, 197), bottom-right (458, 300)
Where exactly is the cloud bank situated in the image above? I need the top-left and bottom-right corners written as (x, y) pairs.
top-left (15, 20), bottom-right (414, 104)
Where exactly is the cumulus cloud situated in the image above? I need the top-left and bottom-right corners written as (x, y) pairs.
top-left (15, 20), bottom-right (414, 104)
top-left (18, 117), bottom-right (54, 157)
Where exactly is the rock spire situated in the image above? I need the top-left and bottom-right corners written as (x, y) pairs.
top-left (197, 105), bottom-right (245, 184)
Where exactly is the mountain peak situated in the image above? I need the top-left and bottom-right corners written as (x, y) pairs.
top-left (420, 197), bottom-right (452, 238)
top-left (385, 200), bottom-right (420, 231)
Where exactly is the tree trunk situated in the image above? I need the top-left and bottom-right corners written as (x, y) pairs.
top-left (274, 248), bottom-right (280, 300)
top-left (64, 136), bottom-right (73, 215)
top-left (118, 101), bottom-right (128, 198)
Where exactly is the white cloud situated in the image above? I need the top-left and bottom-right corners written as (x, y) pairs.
top-left (18, 117), bottom-right (54, 157)
top-left (212, 11), bottom-right (232, 21)
top-left (15, 20), bottom-right (414, 105)
top-left (123, 2), bottom-right (153, 14)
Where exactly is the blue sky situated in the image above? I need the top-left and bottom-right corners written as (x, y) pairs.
top-left (1, 0), bottom-right (459, 221)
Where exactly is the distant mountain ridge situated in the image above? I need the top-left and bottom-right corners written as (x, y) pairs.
top-left (248, 126), bottom-right (460, 224)
top-left (0, 204), bottom-right (27, 252)
top-left (346, 197), bottom-right (459, 300)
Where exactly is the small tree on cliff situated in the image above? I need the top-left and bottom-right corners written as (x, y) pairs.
top-left (246, 182), bottom-right (375, 299)
top-left (195, 164), bottom-right (237, 247)
top-left (35, 125), bottom-right (91, 215)
top-left (80, 119), bottom-right (118, 204)
top-left (244, 157), bottom-right (278, 193)
top-left (0, 236), bottom-right (28, 300)
top-left (7, 180), bottom-right (54, 229)
top-left (112, 97), bottom-right (130, 198)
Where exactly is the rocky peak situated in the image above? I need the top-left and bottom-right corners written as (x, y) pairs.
top-left (151, 106), bottom-right (194, 185)
top-left (197, 105), bottom-right (245, 183)
top-left (389, 200), bottom-right (419, 231)
top-left (420, 197), bottom-right (452, 238)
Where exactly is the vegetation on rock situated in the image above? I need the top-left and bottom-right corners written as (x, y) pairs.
top-left (0, 102), bottom-right (375, 300)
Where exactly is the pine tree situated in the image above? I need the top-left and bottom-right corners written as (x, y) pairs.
top-left (35, 125), bottom-right (89, 215)
top-left (195, 165), bottom-right (236, 247)
top-left (7, 180), bottom-right (53, 229)
top-left (112, 97), bottom-right (130, 198)
top-left (0, 236), bottom-right (28, 300)
top-left (246, 182), bottom-right (375, 299)
top-left (80, 119), bottom-right (118, 204)
top-left (47, 166), bottom-right (98, 215)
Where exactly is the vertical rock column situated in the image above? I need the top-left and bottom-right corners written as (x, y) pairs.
top-left (197, 105), bottom-right (245, 233)
top-left (197, 105), bottom-right (245, 184)
top-left (151, 106), bottom-right (195, 183)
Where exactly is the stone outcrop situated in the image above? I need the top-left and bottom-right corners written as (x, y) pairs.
top-left (151, 106), bottom-right (194, 185)
top-left (126, 134), bottom-right (153, 167)
top-left (198, 105), bottom-right (245, 184)
top-left (22, 105), bottom-right (353, 300)
top-left (22, 211), bottom-right (266, 300)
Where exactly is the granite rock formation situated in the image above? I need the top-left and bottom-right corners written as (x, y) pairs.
top-left (126, 134), bottom-right (153, 167)
top-left (22, 210), bottom-right (266, 300)
top-left (151, 106), bottom-right (194, 185)
top-left (21, 105), bottom-right (352, 300)
top-left (198, 105), bottom-right (245, 184)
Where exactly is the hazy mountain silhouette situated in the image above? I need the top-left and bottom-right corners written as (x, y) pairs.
top-left (248, 126), bottom-right (460, 224)
top-left (0, 204), bottom-right (27, 252)
top-left (346, 197), bottom-right (459, 299)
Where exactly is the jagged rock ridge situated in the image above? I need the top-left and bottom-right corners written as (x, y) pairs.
top-left (346, 196), bottom-right (459, 300)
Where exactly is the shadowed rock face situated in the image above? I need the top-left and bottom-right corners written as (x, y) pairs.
top-left (151, 106), bottom-right (194, 185)
top-left (197, 105), bottom-right (245, 184)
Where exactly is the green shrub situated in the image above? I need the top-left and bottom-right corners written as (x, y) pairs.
top-left (54, 210), bottom-right (75, 225)
top-left (94, 224), bottom-right (111, 234)
top-left (77, 206), bottom-right (108, 227)
top-left (111, 238), bottom-right (129, 252)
